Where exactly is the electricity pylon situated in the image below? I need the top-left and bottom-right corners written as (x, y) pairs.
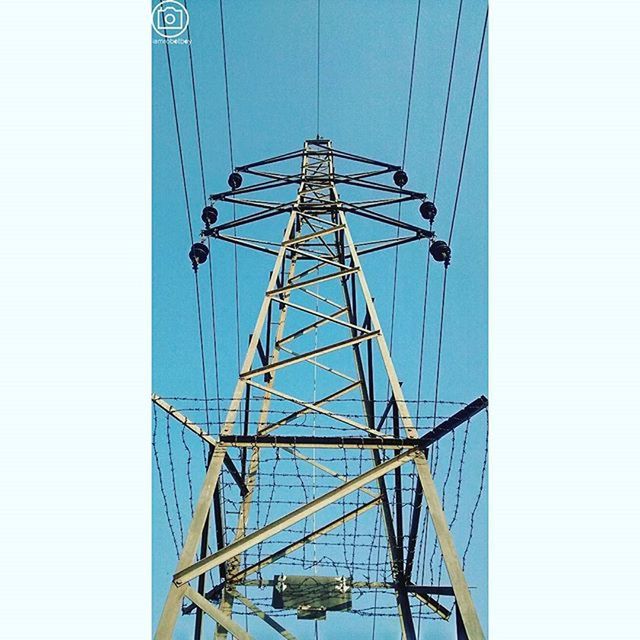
top-left (154, 139), bottom-right (486, 640)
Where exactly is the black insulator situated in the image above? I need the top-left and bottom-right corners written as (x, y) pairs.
top-left (189, 242), bottom-right (209, 268)
top-left (420, 201), bottom-right (438, 222)
top-left (393, 170), bottom-right (408, 187)
top-left (201, 206), bottom-right (218, 227)
top-left (228, 172), bottom-right (243, 190)
top-left (429, 239), bottom-right (451, 264)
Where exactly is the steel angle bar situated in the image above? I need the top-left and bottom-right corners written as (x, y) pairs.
top-left (341, 203), bottom-right (432, 236)
top-left (300, 230), bottom-right (339, 259)
top-left (267, 266), bottom-right (359, 296)
top-left (333, 168), bottom-right (393, 181)
top-left (215, 234), bottom-right (281, 257)
top-left (330, 147), bottom-right (400, 169)
top-left (152, 395), bottom-right (218, 447)
top-left (333, 175), bottom-right (425, 199)
top-left (206, 204), bottom-right (292, 232)
top-left (407, 585), bottom-right (455, 597)
top-left (221, 456), bottom-right (248, 497)
top-left (275, 298), bottom-right (367, 335)
top-left (219, 435), bottom-right (428, 450)
top-left (278, 307), bottom-right (349, 344)
top-left (347, 195), bottom-right (421, 210)
top-left (350, 197), bottom-right (417, 208)
top-left (209, 176), bottom-right (300, 201)
top-left (280, 447), bottom-right (379, 499)
top-left (240, 331), bottom-right (379, 380)
top-left (173, 444), bottom-right (421, 586)
top-left (183, 587), bottom-right (254, 640)
top-left (420, 396), bottom-right (488, 446)
top-left (227, 591), bottom-right (298, 640)
top-left (357, 235), bottom-right (424, 256)
top-left (225, 234), bottom-right (280, 249)
top-left (247, 380), bottom-right (384, 437)
top-left (456, 604), bottom-right (471, 640)
top-left (277, 345), bottom-right (358, 384)
top-left (240, 169), bottom-right (301, 181)
top-left (285, 245), bottom-right (346, 270)
top-left (229, 498), bottom-right (381, 583)
top-left (151, 396), bottom-right (248, 496)
top-left (261, 381), bottom-right (359, 433)
top-left (286, 261), bottom-right (325, 284)
top-left (375, 393), bottom-right (399, 432)
top-left (412, 591), bottom-right (452, 620)
top-left (235, 148), bottom-right (304, 171)
top-left (283, 224), bottom-right (345, 246)
top-left (295, 212), bottom-right (338, 226)
top-left (404, 480), bottom-right (424, 582)
top-left (211, 197), bottom-right (288, 209)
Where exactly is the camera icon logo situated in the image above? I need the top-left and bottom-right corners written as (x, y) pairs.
top-left (152, 1), bottom-right (190, 38)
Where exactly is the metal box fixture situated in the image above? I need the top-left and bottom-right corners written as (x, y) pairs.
top-left (272, 575), bottom-right (352, 620)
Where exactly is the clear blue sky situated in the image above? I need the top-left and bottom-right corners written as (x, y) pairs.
top-left (152, 1), bottom-right (487, 638)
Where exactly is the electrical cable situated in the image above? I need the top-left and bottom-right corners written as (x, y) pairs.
top-left (184, 0), bottom-right (207, 203)
top-left (218, 0), bottom-right (242, 372)
top-left (316, 0), bottom-right (321, 138)
top-left (401, 0), bottom-right (422, 167)
top-left (163, 33), bottom-right (211, 466)
top-left (163, 38), bottom-right (194, 244)
top-left (447, 7), bottom-right (488, 246)
top-left (183, 2), bottom-right (224, 432)
top-left (432, 0), bottom-right (464, 202)
top-left (387, 0), bottom-right (423, 390)
top-left (424, 11), bottom-right (488, 592)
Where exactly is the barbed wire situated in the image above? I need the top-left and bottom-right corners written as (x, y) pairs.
top-left (153, 405), bottom-right (488, 625)
top-left (152, 405), bottom-right (180, 557)
top-left (165, 413), bottom-right (185, 546)
top-left (463, 409), bottom-right (489, 569)
top-left (448, 419), bottom-right (470, 530)
top-left (163, 395), bottom-right (467, 405)
top-left (429, 426), bottom-right (458, 581)
top-left (179, 423), bottom-right (195, 517)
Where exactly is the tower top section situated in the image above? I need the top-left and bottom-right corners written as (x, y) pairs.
top-left (193, 140), bottom-right (450, 269)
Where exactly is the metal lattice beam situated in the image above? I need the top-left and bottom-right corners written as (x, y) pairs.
top-left (154, 140), bottom-right (485, 640)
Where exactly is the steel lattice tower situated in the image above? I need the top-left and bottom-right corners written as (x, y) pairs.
top-left (154, 139), bottom-right (486, 640)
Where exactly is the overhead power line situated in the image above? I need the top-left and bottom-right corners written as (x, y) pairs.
top-left (448, 8), bottom-right (488, 246)
top-left (163, 35), bottom-right (211, 466)
top-left (432, 0), bottom-right (465, 203)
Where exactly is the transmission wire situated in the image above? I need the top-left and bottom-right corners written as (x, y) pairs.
top-left (419, 11), bottom-right (488, 628)
top-left (163, 30), bottom-right (211, 467)
top-left (432, 0), bottom-right (464, 202)
top-left (218, 0), bottom-right (242, 372)
top-left (402, 0), bottom-right (422, 166)
top-left (184, 5), bottom-right (228, 596)
top-left (447, 8), bottom-right (488, 246)
top-left (316, 0), bottom-right (321, 137)
top-left (387, 0), bottom-right (423, 390)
